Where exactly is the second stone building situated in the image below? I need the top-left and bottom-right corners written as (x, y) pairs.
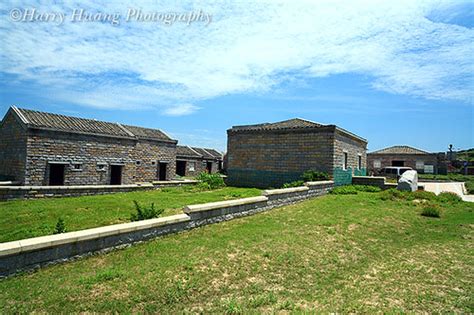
top-left (226, 118), bottom-right (367, 188)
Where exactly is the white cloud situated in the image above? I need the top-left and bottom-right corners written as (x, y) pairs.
top-left (162, 103), bottom-right (200, 116)
top-left (0, 0), bottom-right (472, 113)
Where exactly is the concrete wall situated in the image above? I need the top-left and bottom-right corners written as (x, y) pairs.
top-left (24, 129), bottom-right (176, 186)
top-left (0, 112), bottom-right (27, 183)
top-left (0, 180), bottom-right (334, 277)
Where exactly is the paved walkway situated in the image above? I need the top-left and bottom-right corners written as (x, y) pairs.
top-left (420, 182), bottom-right (474, 202)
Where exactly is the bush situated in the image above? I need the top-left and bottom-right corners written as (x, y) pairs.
top-left (437, 192), bottom-right (462, 203)
top-left (282, 180), bottom-right (305, 188)
top-left (421, 206), bottom-right (441, 218)
top-left (301, 170), bottom-right (330, 182)
top-left (195, 172), bottom-right (225, 190)
top-left (410, 190), bottom-right (437, 201)
top-left (330, 185), bottom-right (358, 195)
top-left (130, 200), bottom-right (164, 221)
top-left (53, 218), bottom-right (66, 234)
top-left (379, 188), bottom-right (405, 201)
top-left (352, 185), bottom-right (382, 192)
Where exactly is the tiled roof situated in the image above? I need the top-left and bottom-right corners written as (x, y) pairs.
top-left (11, 107), bottom-right (175, 142)
top-left (177, 145), bottom-right (202, 158)
top-left (228, 118), bottom-right (367, 143)
top-left (370, 145), bottom-right (430, 155)
top-left (203, 148), bottom-right (223, 158)
top-left (229, 118), bottom-right (323, 132)
top-left (191, 147), bottom-right (219, 159)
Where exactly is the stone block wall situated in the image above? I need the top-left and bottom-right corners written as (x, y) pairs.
top-left (177, 158), bottom-right (221, 177)
top-left (227, 126), bottom-right (367, 188)
top-left (24, 129), bottom-right (176, 186)
top-left (0, 113), bottom-right (27, 183)
top-left (227, 128), bottom-right (336, 188)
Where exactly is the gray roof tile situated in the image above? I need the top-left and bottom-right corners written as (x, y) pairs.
top-left (370, 145), bottom-right (430, 155)
top-left (14, 107), bottom-right (174, 142)
top-left (229, 118), bottom-right (323, 132)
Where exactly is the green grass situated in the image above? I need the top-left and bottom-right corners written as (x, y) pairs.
top-left (0, 186), bottom-right (261, 243)
top-left (418, 173), bottom-right (474, 194)
top-left (0, 192), bottom-right (473, 313)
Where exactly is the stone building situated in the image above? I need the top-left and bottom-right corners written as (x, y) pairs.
top-left (0, 106), bottom-right (178, 185)
top-left (367, 145), bottom-right (442, 175)
top-left (226, 118), bottom-right (367, 188)
top-left (176, 145), bottom-right (223, 177)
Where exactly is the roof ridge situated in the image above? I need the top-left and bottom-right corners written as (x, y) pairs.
top-left (187, 146), bottom-right (203, 157)
top-left (11, 105), bottom-right (29, 124)
top-left (116, 123), bottom-right (136, 138)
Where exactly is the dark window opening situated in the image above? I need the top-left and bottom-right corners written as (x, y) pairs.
top-left (343, 152), bottom-right (348, 170)
top-left (358, 156), bottom-right (362, 170)
top-left (176, 161), bottom-right (186, 176)
top-left (49, 164), bottom-right (65, 186)
top-left (158, 162), bottom-right (167, 181)
top-left (392, 160), bottom-right (405, 167)
top-left (110, 165), bottom-right (122, 185)
top-left (206, 162), bottom-right (213, 173)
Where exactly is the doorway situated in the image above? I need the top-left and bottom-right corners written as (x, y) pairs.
top-left (49, 164), bottom-right (65, 186)
top-left (176, 161), bottom-right (186, 176)
top-left (206, 162), bottom-right (213, 173)
top-left (158, 162), bottom-right (167, 181)
top-left (392, 160), bottom-right (405, 167)
top-left (110, 165), bottom-right (122, 185)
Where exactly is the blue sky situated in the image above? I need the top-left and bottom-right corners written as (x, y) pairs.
top-left (0, 1), bottom-right (473, 152)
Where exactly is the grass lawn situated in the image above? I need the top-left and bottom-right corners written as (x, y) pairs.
top-left (0, 191), bottom-right (472, 312)
top-left (0, 186), bottom-right (261, 243)
top-left (418, 174), bottom-right (474, 194)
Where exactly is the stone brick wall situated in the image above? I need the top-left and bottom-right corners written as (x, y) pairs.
top-left (24, 129), bottom-right (176, 186)
top-left (367, 153), bottom-right (439, 175)
top-left (227, 127), bottom-right (336, 188)
top-left (0, 112), bottom-right (27, 182)
top-left (177, 158), bottom-right (221, 177)
top-left (227, 126), bottom-right (367, 188)
top-left (333, 130), bottom-right (367, 185)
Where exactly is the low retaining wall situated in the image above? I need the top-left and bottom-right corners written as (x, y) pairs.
top-left (352, 176), bottom-right (424, 190)
top-left (0, 180), bottom-right (199, 201)
top-left (352, 176), bottom-right (387, 189)
top-left (0, 180), bottom-right (334, 277)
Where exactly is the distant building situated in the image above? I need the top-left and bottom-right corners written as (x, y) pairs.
top-left (176, 145), bottom-right (223, 177)
top-left (226, 118), bottom-right (367, 188)
top-left (367, 145), bottom-right (442, 175)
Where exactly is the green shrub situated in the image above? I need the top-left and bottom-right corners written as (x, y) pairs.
top-left (196, 172), bottom-right (225, 189)
top-left (410, 190), bottom-right (437, 201)
top-left (53, 218), bottom-right (66, 234)
top-left (282, 180), bottom-right (305, 188)
top-left (437, 192), bottom-right (462, 203)
top-left (352, 185), bottom-right (381, 192)
top-left (465, 181), bottom-right (474, 194)
top-left (301, 170), bottom-right (330, 182)
top-left (379, 188), bottom-right (405, 201)
top-left (130, 200), bottom-right (164, 221)
top-left (330, 185), bottom-right (358, 195)
top-left (421, 206), bottom-right (441, 218)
